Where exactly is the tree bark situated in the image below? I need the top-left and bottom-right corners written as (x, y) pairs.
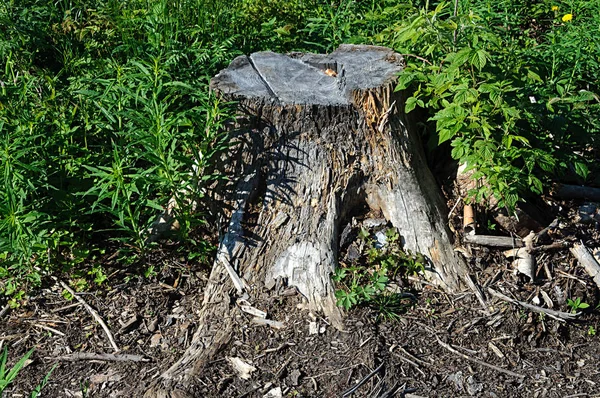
top-left (145, 44), bottom-right (482, 397)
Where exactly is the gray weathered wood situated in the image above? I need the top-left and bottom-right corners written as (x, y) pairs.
top-left (465, 234), bottom-right (524, 248)
top-left (570, 243), bottom-right (600, 289)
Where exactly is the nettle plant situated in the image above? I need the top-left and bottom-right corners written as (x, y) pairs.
top-left (388, 2), bottom-right (598, 212)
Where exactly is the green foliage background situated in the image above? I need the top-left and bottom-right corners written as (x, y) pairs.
top-left (1, 0), bottom-right (598, 302)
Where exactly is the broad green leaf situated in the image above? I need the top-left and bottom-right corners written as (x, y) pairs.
top-left (405, 96), bottom-right (419, 113)
top-left (526, 69), bottom-right (543, 83)
top-left (574, 162), bottom-right (589, 180)
top-left (452, 47), bottom-right (472, 67)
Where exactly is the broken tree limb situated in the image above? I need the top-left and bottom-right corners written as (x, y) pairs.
top-left (570, 243), bottom-right (600, 289)
top-left (464, 234), bottom-right (524, 248)
top-left (487, 287), bottom-right (579, 322)
top-left (504, 231), bottom-right (535, 280)
top-left (551, 183), bottom-right (600, 201)
top-left (463, 204), bottom-right (475, 235)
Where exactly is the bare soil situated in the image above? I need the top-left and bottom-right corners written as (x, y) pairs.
top-left (2, 199), bottom-right (600, 398)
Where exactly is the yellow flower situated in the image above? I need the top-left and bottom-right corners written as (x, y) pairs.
top-left (562, 13), bottom-right (573, 22)
top-left (552, 5), bottom-right (559, 11)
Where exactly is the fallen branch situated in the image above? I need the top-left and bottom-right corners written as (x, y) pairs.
top-left (58, 280), bottom-right (120, 352)
top-left (487, 288), bottom-right (578, 322)
top-left (570, 243), bottom-right (600, 289)
top-left (435, 335), bottom-right (525, 379)
top-left (550, 183), bottom-right (600, 201)
top-left (50, 352), bottom-right (148, 362)
top-left (464, 235), bottom-right (524, 248)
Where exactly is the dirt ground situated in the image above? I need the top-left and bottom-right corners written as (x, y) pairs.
top-left (2, 197), bottom-right (600, 398)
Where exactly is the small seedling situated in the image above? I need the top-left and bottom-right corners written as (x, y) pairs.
top-left (0, 347), bottom-right (34, 393)
top-left (588, 326), bottom-right (596, 336)
top-left (566, 297), bottom-right (590, 313)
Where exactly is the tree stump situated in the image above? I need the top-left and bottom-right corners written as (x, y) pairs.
top-left (145, 44), bottom-right (482, 397)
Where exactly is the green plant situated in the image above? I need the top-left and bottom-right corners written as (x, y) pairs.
top-left (333, 227), bottom-right (422, 319)
top-left (0, 0), bottom-right (236, 299)
top-left (389, 1), bottom-right (599, 212)
top-left (588, 325), bottom-right (596, 336)
top-left (144, 265), bottom-right (158, 278)
top-left (0, 346), bottom-right (54, 396)
top-left (0, 347), bottom-right (34, 393)
top-left (30, 362), bottom-right (57, 398)
top-left (566, 297), bottom-right (590, 313)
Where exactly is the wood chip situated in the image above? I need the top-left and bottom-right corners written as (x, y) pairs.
top-left (251, 317), bottom-right (285, 329)
top-left (488, 342), bottom-right (505, 359)
top-left (90, 373), bottom-right (123, 383)
top-left (239, 304), bottom-right (267, 318)
top-left (227, 356), bottom-right (256, 380)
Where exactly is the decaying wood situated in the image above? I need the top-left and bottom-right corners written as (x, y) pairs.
top-left (570, 243), bottom-right (600, 289)
top-left (146, 45), bottom-right (484, 395)
top-left (487, 287), bottom-right (579, 322)
top-left (551, 183), bottom-right (600, 201)
top-left (464, 234), bottom-right (524, 248)
top-left (463, 204), bottom-right (475, 235)
top-left (504, 231), bottom-right (535, 280)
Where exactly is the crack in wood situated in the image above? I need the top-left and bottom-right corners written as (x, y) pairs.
top-left (247, 55), bottom-right (281, 103)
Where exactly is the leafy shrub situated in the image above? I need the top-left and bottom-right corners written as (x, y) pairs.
top-left (387, 1), bottom-right (599, 211)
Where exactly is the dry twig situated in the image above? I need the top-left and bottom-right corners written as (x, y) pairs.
top-left (58, 280), bottom-right (120, 352)
top-left (33, 323), bottom-right (65, 336)
top-left (487, 288), bottom-right (578, 322)
top-left (390, 349), bottom-right (425, 377)
top-left (435, 335), bottom-right (525, 379)
top-left (341, 362), bottom-right (384, 397)
top-left (0, 304), bottom-right (10, 319)
top-left (51, 352), bottom-right (148, 362)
